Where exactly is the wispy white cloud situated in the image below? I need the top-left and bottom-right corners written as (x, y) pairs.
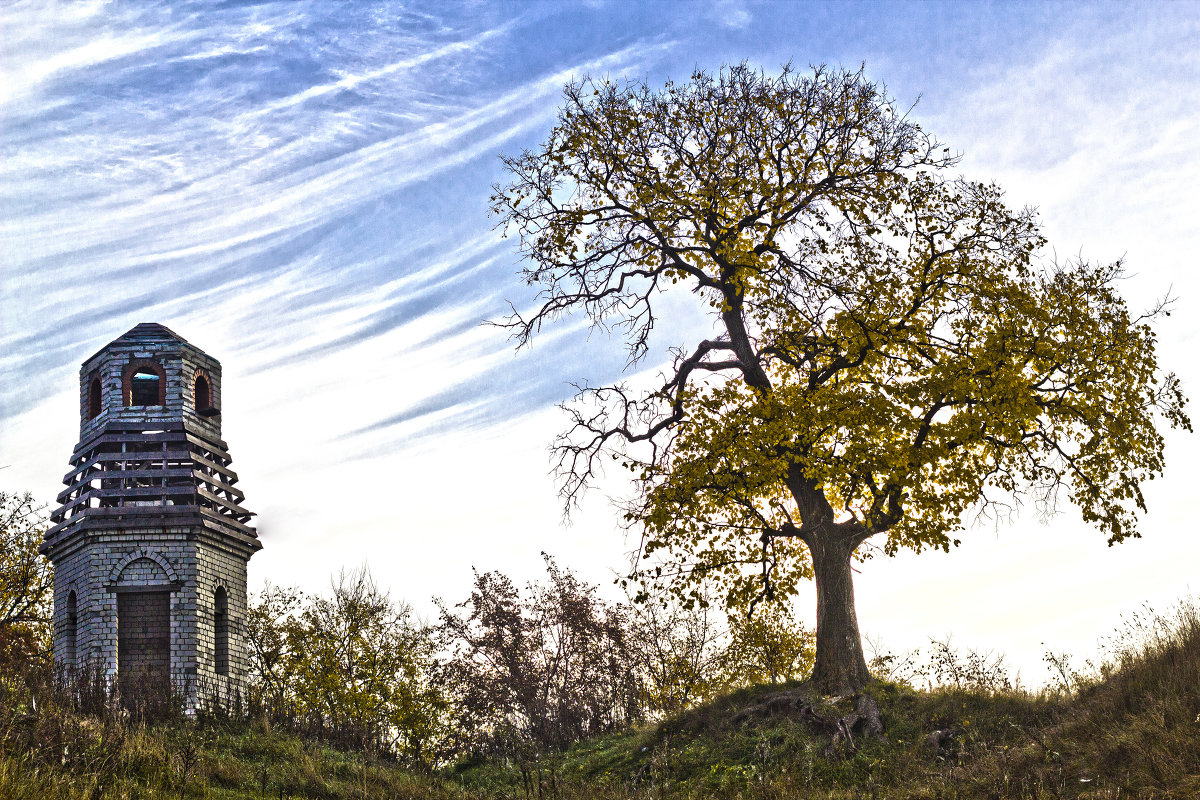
top-left (0, 1), bottom-right (672, 433)
top-left (4, 1), bottom-right (1197, 687)
top-left (709, 0), bottom-right (753, 30)
top-left (241, 18), bottom-right (521, 120)
top-left (0, 1), bottom-right (194, 107)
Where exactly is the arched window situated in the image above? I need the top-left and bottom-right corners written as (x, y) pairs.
top-left (123, 362), bottom-right (165, 407)
top-left (194, 373), bottom-right (211, 412)
top-left (214, 586), bottom-right (229, 676)
top-left (65, 591), bottom-right (78, 668)
top-left (87, 377), bottom-right (102, 420)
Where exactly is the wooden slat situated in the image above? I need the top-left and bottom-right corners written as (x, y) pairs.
top-left (190, 468), bottom-right (244, 501)
top-left (188, 451), bottom-right (239, 484)
top-left (183, 432), bottom-right (231, 460)
top-left (61, 449), bottom-right (193, 484)
top-left (57, 482), bottom-right (92, 505)
top-left (64, 504), bottom-right (203, 519)
top-left (43, 519), bottom-right (74, 539)
top-left (102, 486), bottom-right (198, 499)
top-left (79, 503), bottom-right (199, 514)
top-left (54, 489), bottom-right (195, 524)
top-left (85, 420), bottom-right (185, 431)
top-left (197, 487), bottom-right (254, 519)
top-left (198, 506), bottom-right (257, 536)
top-left (49, 421), bottom-right (256, 544)
top-left (73, 431), bottom-right (187, 450)
top-left (52, 489), bottom-right (98, 520)
top-left (45, 507), bottom-right (259, 543)
top-left (62, 454), bottom-right (106, 484)
top-left (195, 481), bottom-right (245, 505)
top-left (73, 421), bottom-right (185, 452)
top-left (44, 510), bottom-right (202, 542)
top-left (47, 506), bottom-right (205, 536)
top-left (64, 468), bottom-right (195, 485)
top-left (59, 465), bottom-right (193, 504)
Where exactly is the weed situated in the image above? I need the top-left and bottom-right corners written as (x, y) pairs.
top-left (2, 597), bottom-right (1199, 798)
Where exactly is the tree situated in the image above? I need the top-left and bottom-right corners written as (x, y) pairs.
top-left (625, 592), bottom-right (723, 715)
top-left (244, 570), bottom-right (444, 765)
top-left (434, 556), bottom-right (640, 759)
top-left (719, 601), bottom-right (815, 688)
top-left (243, 582), bottom-right (304, 719)
top-left (0, 491), bottom-right (53, 669)
top-left (491, 64), bottom-right (1190, 694)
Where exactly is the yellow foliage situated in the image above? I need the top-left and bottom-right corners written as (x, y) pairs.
top-left (493, 63), bottom-right (1190, 689)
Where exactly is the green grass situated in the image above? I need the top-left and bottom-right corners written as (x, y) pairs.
top-left (0, 715), bottom-right (470, 800)
top-left (3, 598), bottom-right (1198, 799)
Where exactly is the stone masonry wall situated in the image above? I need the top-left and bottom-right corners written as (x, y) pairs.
top-left (52, 527), bottom-right (253, 702)
top-left (193, 534), bottom-right (250, 704)
top-left (78, 336), bottom-right (222, 443)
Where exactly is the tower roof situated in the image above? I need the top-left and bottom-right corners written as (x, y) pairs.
top-left (84, 322), bottom-right (191, 365)
top-left (118, 322), bottom-right (189, 343)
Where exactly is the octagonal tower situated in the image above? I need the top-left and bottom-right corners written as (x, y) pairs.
top-left (42, 323), bottom-right (261, 707)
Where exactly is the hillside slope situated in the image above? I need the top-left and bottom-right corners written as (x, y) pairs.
top-left (3, 603), bottom-right (1197, 799)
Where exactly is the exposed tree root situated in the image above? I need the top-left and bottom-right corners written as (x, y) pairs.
top-left (729, 689), bottom-right (884, 757)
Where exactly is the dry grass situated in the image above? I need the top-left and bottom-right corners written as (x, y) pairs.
top-left (1, 598), bottom-right (1197, 799)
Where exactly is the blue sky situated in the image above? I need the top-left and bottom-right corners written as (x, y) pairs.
top-left (3, 0), bottom-right (1199, 684)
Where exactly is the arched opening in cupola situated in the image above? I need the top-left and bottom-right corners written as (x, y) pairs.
top-left (131, 372), bottom-right (160, 406)
top-left (87, 377), bottom-right (102, 420)
top-left (123, 362), bottom-right (165, 407)
top-left (194, 373), bottom-right (211, 413)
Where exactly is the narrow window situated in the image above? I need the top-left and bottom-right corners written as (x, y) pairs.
top-left (214, 586), bottom-right (229, 676)
top-left (130, 371), bottom-right (160, 406)
top-left (87, 377), bottom-right (102, 420)
top-left (194, 374), bottom-right (211, 412)
top-left (65, 591), bottom-right (78, 668)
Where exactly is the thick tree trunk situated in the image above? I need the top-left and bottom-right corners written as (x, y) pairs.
top-left (808, 534), bottom-right (871, 695)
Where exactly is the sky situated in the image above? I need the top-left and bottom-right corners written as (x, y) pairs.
top-left (2, 0), bottom-right (1199, 686)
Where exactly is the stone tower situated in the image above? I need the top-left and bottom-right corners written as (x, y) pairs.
top-left (41, 323), bottom-right (261, 706)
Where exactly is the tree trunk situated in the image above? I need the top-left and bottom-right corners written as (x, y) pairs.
top-left (808, 533), bottom-right (871, 695)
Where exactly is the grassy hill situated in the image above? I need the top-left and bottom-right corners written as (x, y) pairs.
top-left (3, 601), bottom-right (1197, 800)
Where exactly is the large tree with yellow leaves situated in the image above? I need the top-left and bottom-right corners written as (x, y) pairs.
top-left (492, 64), bottom-right (1189, 694)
